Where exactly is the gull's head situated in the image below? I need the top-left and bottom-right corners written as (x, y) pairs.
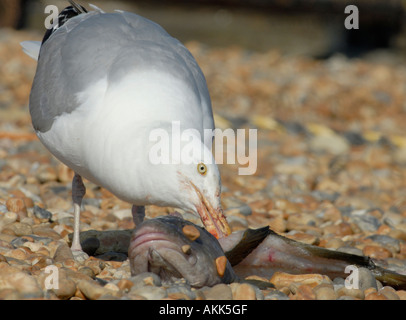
top-left (147, 128), bottom-right (231, 239)
top-left (176, 157), bottom-right (231, 240)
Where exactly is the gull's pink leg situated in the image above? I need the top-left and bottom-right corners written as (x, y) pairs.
top-left (132, 205), bottom-right (145, 226)
top-left (71, 173), bottom-right (88, 261)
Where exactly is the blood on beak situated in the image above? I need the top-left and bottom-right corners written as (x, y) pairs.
top-left (191, 183), bottom-right (231, 239)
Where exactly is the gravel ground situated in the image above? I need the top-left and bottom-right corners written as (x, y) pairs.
top-left (1, 28), bottom-right (406, 300)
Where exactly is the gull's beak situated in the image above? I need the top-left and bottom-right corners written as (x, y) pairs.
top-left (191, 183), bottom-right (231, 239)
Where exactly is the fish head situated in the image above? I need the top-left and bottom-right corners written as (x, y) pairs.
top-left (128, 215), bottom-right (236, 287)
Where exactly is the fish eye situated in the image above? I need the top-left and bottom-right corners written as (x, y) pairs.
top-left (197, 163), bottom-right (207, 175)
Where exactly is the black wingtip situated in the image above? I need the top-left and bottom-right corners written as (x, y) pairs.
top-left (41, 1), bottom-right (88, 45)
top-left (68, 0), bottom-right (88, 14)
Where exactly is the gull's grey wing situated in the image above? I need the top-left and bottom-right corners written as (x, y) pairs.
top-left (30, 10), bottom-right (213, 132)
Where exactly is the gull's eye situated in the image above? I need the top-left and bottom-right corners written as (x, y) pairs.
top-left (197, 163), bottom-right (207, 175)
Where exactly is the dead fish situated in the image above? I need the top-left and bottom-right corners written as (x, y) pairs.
top-left (128, 215), bottom-right (406, 289)
top-left (128, 215), bottom-right (238, 288)
top-left (77, 215), bottom-right (406, 289)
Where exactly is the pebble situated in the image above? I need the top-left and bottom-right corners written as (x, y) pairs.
top-left (248, 199), bottom-right (273, 213)
top-left (166, 283), bottom-right (196, 300)
top-left (33, 225), bottom-right (62, 240)
top-left (104, 282), bottom-right (120, 292)
top-left (0, 265), bottom-right (43, 298)
top-left (43, 269), bottom-right (77, 300)
top-left (223, 200), bottom-right (252, 216)
top-left (62, 267), bottom-right (94, 284)
top-left (84, 258), bottom-right (104, 275)
top-left (33, 205), bottom-right (52, 221)
top-left (337, 295), bottom-right (357, 300)
top-left (7, 248), bottom-right (29, 260)
top-left (0, 211), bottom-right (18, 226)
top-left (314, 283), bottom-right (337, 300)
top-left (270, 272), bottom-right (329, 289)
top-left (5, 197), bottom-right (27, 214)
top-left (78, 266), bottom-right (96, 279)
top-left (323, 222), bottom-right (353, 237)
top-left (285, 231), bottom-right (319, 245)
top-left (309, 134), bottom-right (349, 155)
top-left (365, 291), bottom-right (388, 300)
top-left (53, 242), bottom-right (74, 262)
top-left (383, 212), bottom-right (404, 228)
top-left (350, 213), bottom-right (381, 232)
top-left (230, 283), bottom-right (257, 300)
top-left (396, 290), bottom-right (406, 300)
top-left (116, 279), bottom-right (134, 292)
top-left (35, 164), bottom-right (57, 183)
top-left (396, 223), bottom-right (406, 234)
top-left (130, 285), bottom-right (168, 300)
top-left (268, 215), bottom-right (286, 233)
top-left (129, 272), bottom-right (162, 288)
top-left (388, 229), bottom-right (406, 242)
top-left (363, 245), bottom-right (392, 259)
top-left (289, 284), bottom-right (316, 300)
top-left (112, 209), bottom-right (132, 220)
top-left (0, 204), bottom-right (8, 214)
top-left (264, 289), bottom-right (290, 300)
top-left (324, 238), bottom-right (345, 249)
top-left (78, 279), bottom-right (121, 300)
top-left (203, 283), bottom-right (233, 300)
top-left (22, 241), bottom-right (43, 252)
top-left (336, 286), bottom-right (364, 299)
top-left (227, 215), bottom-right (249, 230)
top-left (0, 288), bottom-right (21, 299)
top-left (379, 286), bottom-right (400, 300)
top-left (337, 246), bottom-right (364, 256)
top-left (3, 222), bottom-right (32, 237)
top-left (356, 267), bottom-right (378, 291)
top-left (366, 234), bottom-right (400, 253)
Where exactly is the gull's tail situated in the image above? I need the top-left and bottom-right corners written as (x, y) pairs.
top-left (20, 41), bottom-right (41, 60)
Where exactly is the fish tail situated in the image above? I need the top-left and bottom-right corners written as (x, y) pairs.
top-left (301, 242), bottom-right (406, 289)
top-left (371, 266), bottom-right (406, 290)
